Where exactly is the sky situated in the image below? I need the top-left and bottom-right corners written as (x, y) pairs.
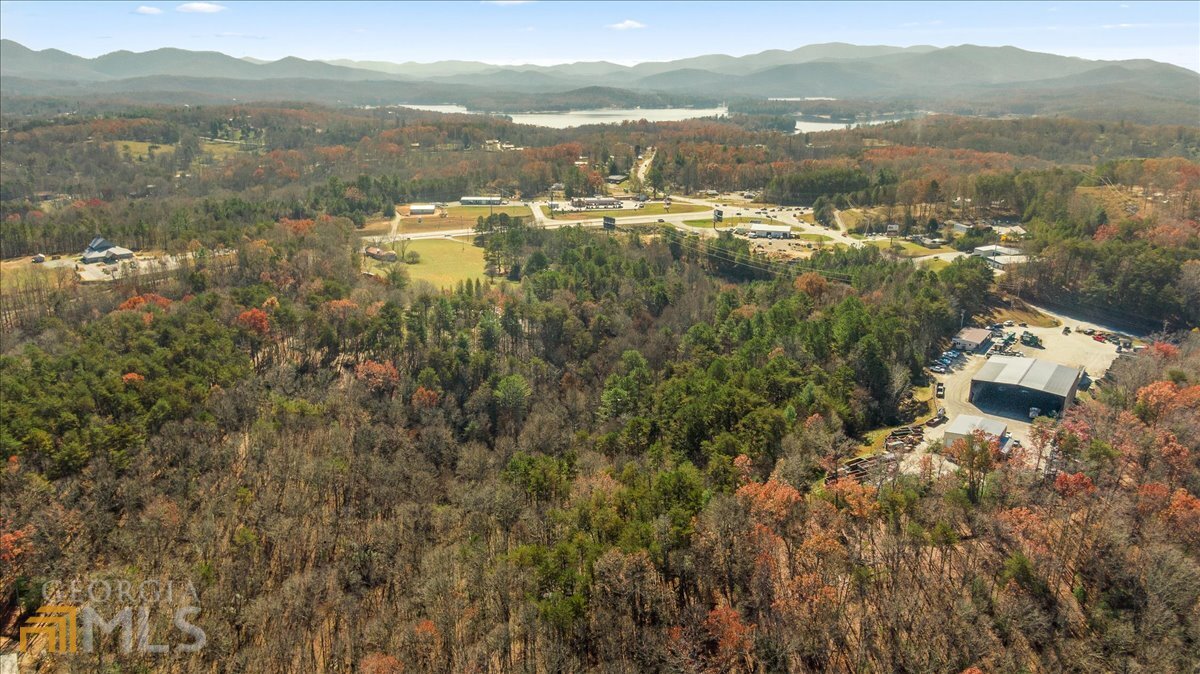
top-left (2, 1), bottom-right (1198, 72)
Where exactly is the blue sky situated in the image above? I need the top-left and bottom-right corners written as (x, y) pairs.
top-left (2, 1), bottom-right (1197, 71)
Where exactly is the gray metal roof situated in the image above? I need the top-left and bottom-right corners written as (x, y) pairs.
top-left (945, 414), bottom-right (1008, 438)
top-left (972, 355), bottom-right (1082, 398)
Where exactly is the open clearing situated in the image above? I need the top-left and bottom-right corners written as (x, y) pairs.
top-left (359, 217), bottom-right (395, 235)
top-left (920, 258), bottom-right (952, 273)
top-left (868, 239), bottom-right (957, 257)
top-left (0, 257), bottom-right (76, 292)
top-left (444, 205), bottom-right (532, 220)
top-left (1076, 185), bottom-right (1148, 220)
top-left (541, 202), bottom-right (706, 220)
top-left (368, 237), bottom-right (486, 289)
top-left (110, 139), bottom-right (243, 163)
top-left (395, 204), bottom-right (532, 233)
top-left (684, 216), bottom-right (790, 229)
top-left (985, 297), bottom-right (1061, 328)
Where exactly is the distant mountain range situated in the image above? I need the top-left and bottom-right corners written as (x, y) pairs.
top-left (3, 39), bottom-right (1196, 124)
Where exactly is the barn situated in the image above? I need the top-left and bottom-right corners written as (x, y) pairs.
top-left (969, 356), bottom-right (1084, 416)
top-left (409, 204), bottom-right (437, 216)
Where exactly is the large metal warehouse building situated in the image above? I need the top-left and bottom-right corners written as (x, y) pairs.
top-left (969, 355), bottom-right (1084, 415)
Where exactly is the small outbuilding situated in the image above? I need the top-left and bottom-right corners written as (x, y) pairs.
top-left (409, 204), bottom-right (437, 216)
top-left (364, 246), bottom-right (399, 262)
top-left (943, 415), bottom-right (1008, 449)
top-left (952, 327), bottom-right (993, 352)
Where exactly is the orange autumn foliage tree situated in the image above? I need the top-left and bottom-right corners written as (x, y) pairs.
top-left (356, 360), bottom-right (400, 394)
top-left (236, 308), bottom-right (271, 337)
top-left (117, 293), bottom-right (172, 311)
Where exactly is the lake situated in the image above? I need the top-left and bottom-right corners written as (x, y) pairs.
top-left (397, 104), bottom-right (472, 114)
top-left (794, 114), bottom-right (924, 134)
top-left (505, 107), bottom-right (728, 128)
top-left (395, 103), bottom-right (920, 132)
top-left (397, 104), bottom-right (728, 128)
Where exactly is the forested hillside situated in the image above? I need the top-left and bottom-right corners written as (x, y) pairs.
top-left (1, 99), bottom-right (1199, 672)
top-left (3, 221), bottom-right (1199, 671)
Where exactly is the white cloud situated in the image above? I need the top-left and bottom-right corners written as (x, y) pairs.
top-left (607, 19), bottom-right (646, 30)
top-left (134, 6), bottom-right (163, 14)
top-left (177, 2), bottom-right (227, 13)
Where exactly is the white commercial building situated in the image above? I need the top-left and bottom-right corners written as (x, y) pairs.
top-left (409, 204), bottom-right (437, 216)
top-left (748, 222), bottom-right (792, 239)
top-left (972, 245), bottom-right (1028, 270)
top-left (460, 196), bottom-right (503, 206)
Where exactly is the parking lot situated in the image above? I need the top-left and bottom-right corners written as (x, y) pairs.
top-left (925, 309), bottom-right (1127, 455)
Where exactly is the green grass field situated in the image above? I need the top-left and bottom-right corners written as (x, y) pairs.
top-left (541, 202), bottom-right (707, 220)
top-left (684, 216), bottom-right (790, 229)
top-left (794, 233), bottom-right (833, 242)
top-left (369, 238), bottom-right (487, 289)
top-left (868, 239), bottom-right (957, 257)
top-left (111, 139), bottom-right (243, 163)
top-left (444, 205), bottom-right (532, 220)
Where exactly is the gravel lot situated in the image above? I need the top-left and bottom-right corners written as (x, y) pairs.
top-left (924, 307), bottom-right (1127, 453)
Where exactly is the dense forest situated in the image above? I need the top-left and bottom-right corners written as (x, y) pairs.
top-left (1, 99), bottom-right (1199, 672)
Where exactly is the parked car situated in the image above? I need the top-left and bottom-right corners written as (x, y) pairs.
top-left (930, 365), bottom-right (947, 374)
top-left (1084, 328), bottom-right (1095, 335)
top-left (936, 383), bottom-right (945, 398)
top-left (1029, 407), bottom-right (1041, 419)
top-left (1093, 334), bottom-right (1107, 342)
